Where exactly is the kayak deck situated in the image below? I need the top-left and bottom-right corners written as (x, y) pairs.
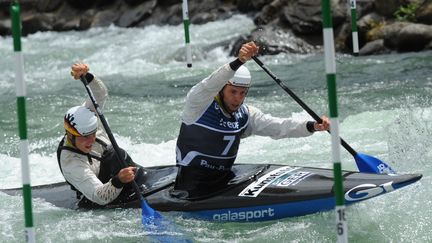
top-left (1, 164), bottom-right (422, 222)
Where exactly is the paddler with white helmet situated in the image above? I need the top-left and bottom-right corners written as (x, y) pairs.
top-left (173, 41), bottom-right (330, 199)
top-left (57, 63), bottom-right (142, 208)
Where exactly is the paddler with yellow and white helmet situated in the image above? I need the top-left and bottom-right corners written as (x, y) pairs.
top-left (57, 63), bottom-right (141, 208)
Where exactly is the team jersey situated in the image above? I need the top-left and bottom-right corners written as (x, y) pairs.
top-left (176, 100), bottom-right (249, 171)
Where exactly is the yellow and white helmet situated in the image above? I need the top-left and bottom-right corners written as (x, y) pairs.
top-left (64, 106), bottom-right (97, 137)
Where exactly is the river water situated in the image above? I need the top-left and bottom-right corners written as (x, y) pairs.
top-left (0, 15), bottom-right (431, 242)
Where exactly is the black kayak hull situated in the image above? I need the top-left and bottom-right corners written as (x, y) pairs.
top-left (1, 164), bottom-right (422, 222)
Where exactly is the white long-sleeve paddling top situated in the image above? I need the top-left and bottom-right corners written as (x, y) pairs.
top-left (181, 63), bottom-right (314, 140)
top-left (59, 76), bottom-right (123, 205)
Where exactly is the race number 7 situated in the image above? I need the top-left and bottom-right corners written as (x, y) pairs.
top-left (222, 135), bottom-right (235, 155)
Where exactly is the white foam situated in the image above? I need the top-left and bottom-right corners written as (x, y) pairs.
top-left (114, 135), bottom-right (177, 167)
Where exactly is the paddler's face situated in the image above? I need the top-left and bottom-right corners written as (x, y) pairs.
top-left (222, 84), bottom-right (248, 113)
top-left (75, 133), bottom-right (97, 153)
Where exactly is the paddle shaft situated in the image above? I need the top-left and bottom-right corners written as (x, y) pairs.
top-left (252, 56), bottom-right (357, 156)
top-left (79, 75), bottom-right (145, 202)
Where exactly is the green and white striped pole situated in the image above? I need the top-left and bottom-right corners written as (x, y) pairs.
top-left (182, 0), bottom-right (192, 68)
top-left (11, 2), bottom-right (35, 243)
top-left (349, 0), bottom-right (359, 55)
top-left (321, 0), bottom-right (348, 242)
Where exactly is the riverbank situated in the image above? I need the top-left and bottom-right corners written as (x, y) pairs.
top-left (0, 0), bottom-right (431, 55)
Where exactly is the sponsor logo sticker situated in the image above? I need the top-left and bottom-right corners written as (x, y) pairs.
top-left (212, 208), bottom-right (275, 221)
top-left (345, 181), bottom-right (395, 202)
top-left (238, 166), bottom-right (298, 197)
top-left (274, 171), bottom-right (312, 187)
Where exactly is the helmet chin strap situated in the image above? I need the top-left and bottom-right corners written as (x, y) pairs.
top-left (218, 88), bottom-right (230, 113)
top-left (218, 89), bottom-right (224, 102)
top-left (65, 131), bottom-right (77, 148)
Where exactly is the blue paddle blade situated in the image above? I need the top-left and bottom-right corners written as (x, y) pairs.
top-left (141, 200), bottom-right (162, 224)
top-left (141, 201), bottom-right (192, 243)
top-left (354, 153), bottom-right (396, 174)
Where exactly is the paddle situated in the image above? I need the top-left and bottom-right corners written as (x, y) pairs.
top-left (79, 75), bottom-right (191, 242)
top-left (78, 75), bottom-right (161, 222)
top-left (251, 56), bottom-right (396, 174)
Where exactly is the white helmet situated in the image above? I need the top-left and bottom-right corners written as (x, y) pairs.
top-left (64, 106), bottom-right (97, 137)
top-left (228, 66), bottom-right (251, 88)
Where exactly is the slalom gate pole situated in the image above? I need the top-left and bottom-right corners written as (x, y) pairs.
top-left (321, 0), bottom-right (348, 242)
top-left (349, 0), bottom-right (359, 55)
top-left (11, 2), bottom-right (36, 243)
top-left (182, 0), bottom-right (192, 68)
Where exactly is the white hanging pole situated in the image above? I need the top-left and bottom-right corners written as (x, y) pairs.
top-left (348, 0), bottom-right (359, 55)
top-left (182, 0), bottom-right (192, 68)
